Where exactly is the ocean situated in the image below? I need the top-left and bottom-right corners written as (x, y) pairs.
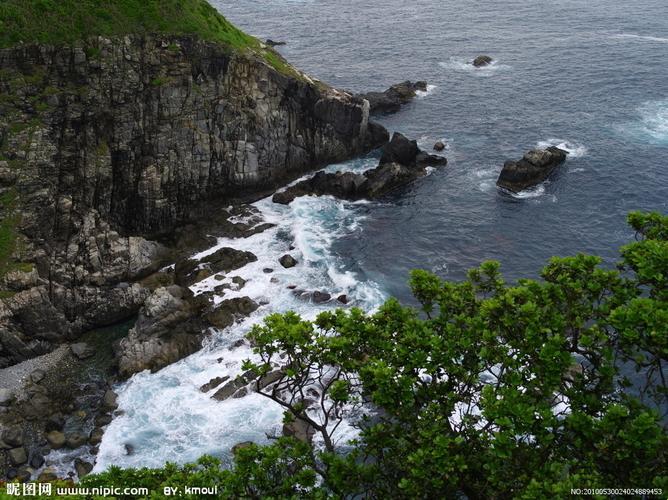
top-left (85, 0), bottom-right (667, 472)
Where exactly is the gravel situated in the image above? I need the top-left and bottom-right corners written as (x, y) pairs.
top-left (0, 346), bottom-right (69, 400)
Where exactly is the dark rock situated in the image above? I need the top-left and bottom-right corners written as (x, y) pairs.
top-left (30, 453), bottom-right (45, 469)
top-left (124, 443), bottom-right (134, 455)
top-left (70, 342), bottom-right (95, 360)
top-left (75, 458), bottom-right (94, 478)
top-left (357, 81), bottom-right (428, 115)
top-left (199, 376), bottom-right (230, 393)
top-left (65, 431), bottom-right (87, 449)
top-left (231, 441), bottom-right (253, 454)
top-left (265, 39), bottom-right (286, 46)
top-left (211, 377), bottom-right (249, 402)
top-left (1, 427), bottom-right (23, 447)
top-left (95, 414), bottom-right (113, 427)
top-left (337, 294), bottom-right (349, 304)
top-left (207, 297), bottom-right (259, 330)
top-left (232, 387), bottom-right (249, 398)
top-left (433, 141), bottom-right (446, 151)
top-left (45, 413), bottom-right (65, 432)
top-left (473, 55), bottom-right (493, 67)
top-left (257, 369), bottom-right (285, 390)
top-left (273, 132), bottom-right (446, 204)
top-left (37, 469), bottom-right (58, 482)
top-left (312, 291), bottom-right (332, 303)
top-left (279, 254), bottom-right (298, 268)
top-left (102, 389), bottom-right (118, 410)
top-left (46, 431), bottom-right (65, 449)
top-left (496, 146), bottom-right (568, 193)
top-left (89, 427), bottom-right (105, 446)
top-left (283, 418), bottom-right (316, 444)
top-left (263, 268), bottom-right (274, 273)
top-left (175, 248), bottom-right (257, 287)
top-left (8, 447), bottom-right (27, 466)
top-left (15, 467), bottom-right (32, 482)
top-left (287, 285), bottom-right (297, 290)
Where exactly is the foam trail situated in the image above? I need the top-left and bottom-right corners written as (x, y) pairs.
top-left (617, 99), bottom-right (668, 145)
top-left (415, 84), bottom-right (437, 97)
top-left (613, 33), bottom-right (668, 44)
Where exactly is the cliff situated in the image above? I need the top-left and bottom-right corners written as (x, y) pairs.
top-left (0, 34), bottom-right (388, 368)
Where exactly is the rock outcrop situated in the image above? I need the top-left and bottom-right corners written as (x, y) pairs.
top-left (473, 55), bottom-right (493, 67)
top-left (0, 34), bottom-right (389, 368)
top-left (356, 81), bottom-right (427, 115)
top-left (496, 147), bottom-right (568, 193)
top-left (273, 132), bottom-right (447, 204)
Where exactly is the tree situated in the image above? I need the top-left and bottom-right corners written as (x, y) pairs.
top-left (43, 212), bottom-right (666, 499)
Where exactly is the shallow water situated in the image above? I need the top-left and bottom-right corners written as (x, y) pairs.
top-left (92, 0), bottom-right (667, 471)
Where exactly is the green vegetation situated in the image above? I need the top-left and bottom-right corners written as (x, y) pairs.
top-left (7, 211), bottom-right (667, 498)
top-left (0, 0), bottom-right (298, 75)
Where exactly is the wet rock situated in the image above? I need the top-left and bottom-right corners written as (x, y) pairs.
top-left (273, 132), bottom-right (446, 204)
top-left (65, 431), bottom-right (87, 449)
top-left (279, 254), bottom-right (298, 268)
top-left (496, 146), bottom-right (568, 193)
top-left (199, 376), bottom-right (230, 393)
top-left (232, 441), bottom-right (254, 454)
top-left (46, 431), bottom-right (65, 449)
top-left (95, 414), bottom-right (113, 427)
top-left (263, 268), bottom-right (274, 273)
top-left (357, 81), bottom-right (428, 115)
top-left (433, 141), bottom-right (446, 151)
top-left (102, 389), bottom-right (118, 410)
top-left (45, 414), bottom-right (65, 432)
top-left (257, 369), bottom-right (285, 390)
top-left (124, 443), bottom-right (135, 455)
top-left (75, 458), bottom-right (94, 478)
top-left (337, 294), bottom-right (349, 304)
top-left (70, 342), bottom-right (95, 360)
top-left (9, 447), bottom-right (27, 466)
top-left (283, 418), bottom-right (316, 444)
top-left (175, 248), bottom-right (257, 287)
top-left (265, 39), bottom-right (286, 46)
top-left (232, 386), bottom-right (249, 398)
top-left (473, 55), bottom-right (493, 67)
top-left (211, 377), bottom-right (249, 401)
top-left (312, 291), bottom-right (331, 304)
top-left (207, 297), bottom-right (259, 330)
top-left (287, 284), bottom-right (297, 290)
top-left (30, 453), bottom-right (45, 469)
top-left (89, 428), bottom-right (105, 446)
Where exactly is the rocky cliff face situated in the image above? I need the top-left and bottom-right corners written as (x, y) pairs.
top-left (0, 34), bottom-right (388, 368)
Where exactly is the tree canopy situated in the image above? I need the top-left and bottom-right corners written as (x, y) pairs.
top-left (29, 211), bottom-right (668, 498)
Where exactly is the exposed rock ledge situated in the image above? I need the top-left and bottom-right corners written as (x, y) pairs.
top-left (356, 81), bottom-right (428, 115)
top-left (273, 132), bottom-right (447, 204)
top-left (497, 147), bottom-right (568, 193)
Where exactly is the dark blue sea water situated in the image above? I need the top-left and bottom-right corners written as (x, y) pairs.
top-left (85, 0), bottom-right (668, 473)
top-left (215, 0), bottom-right (668, 300)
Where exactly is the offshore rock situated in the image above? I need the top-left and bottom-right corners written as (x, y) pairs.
top-left (273, 132), bottom-right (447, 204)
top-left (496, 147), bottom-right (568, 193)
top-left (473, 55), bottom-right (493, 67)
top-left (357, 81), bottom-right (428, 115)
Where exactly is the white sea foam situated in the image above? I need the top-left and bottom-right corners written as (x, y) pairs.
top-left (612, 33), bottom-right (668, 44)
top-left (619, 99), bottom-right (668, 144)
top-left (93, 187), bottom-right (386, 473)
top-left (415, 84), bottom-right (437, 97)
top-left (438, 57), bottom-right (510, 76)
top-left (536, 139), bottom-right (588, 158)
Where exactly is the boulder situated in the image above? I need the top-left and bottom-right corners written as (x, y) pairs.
top-left (206, 297), bottom-right (259, 330)
top-left (279, 254), bottom-right (298, 268)
top-left (30, 453), bottom-right (45, 469)
top-left (357, 81), bottom-right (428, 115)
top-left (199, 376), bottom-right (230, 393)
top-left (38, 469), bottom-right (59, 482)
top-left (29, 369), bottom-right (46, 384)
top-left (102, 389), bottom-right (118, 410)
top-left (75, 458), bottom-right (94, 478)
top-left (473, 55), bottom-right (493, 67)
top-left (312, 291), bottom-right (331, 304)
top-left (496, 146), bottom-right (568, 193)
top-left (65, 431), bottom-right (87, 449)
top-left (89, 427), bottom-right (105, 446)
top-left (1, 427), bottom-right (24, 447)
top-left (433, 141), bottom-right (446, 151)
top-left (8, 447), bottom-right (27, 466)
top-left (211, 377), bottom-right (249, 402)
top-left (337, 294), bottom-right (349, 304)
top-left (231, 441), bottom-right (254, 454)
top-left (70, 342), bottom-right (95, 360)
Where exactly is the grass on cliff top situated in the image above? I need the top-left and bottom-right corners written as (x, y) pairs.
top-left (0, 0), bottom-right (299, 76)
